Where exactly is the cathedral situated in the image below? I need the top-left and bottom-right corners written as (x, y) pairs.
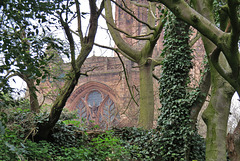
top-left (39, 0), bottom-right (204, 129)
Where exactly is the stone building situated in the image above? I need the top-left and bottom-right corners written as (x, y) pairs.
top-left (65, 56), bottom-right (142, 128)
top-left (39, 0), bottom-right (205, 129)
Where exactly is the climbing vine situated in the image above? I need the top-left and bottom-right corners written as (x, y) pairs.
top-left (158, 13), bottom-right (205, 161)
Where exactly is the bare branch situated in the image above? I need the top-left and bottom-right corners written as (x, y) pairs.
top-left (94, 43), bottom-right (136, 62)
top-left (126, 32), bottom-right (153, 40)
top-left (130, 1), bottom-right (148, 8)
top-left (189, 32), bottom-right (200, 47)
top-left (190, 67), bottom-right (211, 129)
top-left (210, 47), bottom-right (236, 88)
top-left (152, 73), bottom-right (160, 80)
top-left (80, 66), bottom-right (98, 76)
top-left (151, 0), bottom-right (227, 47)
top-left (39, 95), bottom-right (46, 108)
top-left (105, 0), bottom-right (141, 61)
top-left (149, 2), bottom-right (160, 20)
top-left (75, 0), bottom-right (83, 43)
top-left (151, 57), bottom-right (163, 67)
top-left (228, 0), bottom-right (240, 44)
top-left (116, 51), bottom-right (139, 107)
top-left (59, 13), bottom-right (76, 73)
top-left (111, 0), bottom-right (155, 30)
top-left (97, 0), bottom-right (105, 17)
top-left (140, 8), bottom-right (166, 57)
top-left (120, 0), bottom-right (135, 13)
top-left (102, 13), bottom-right (148, 39)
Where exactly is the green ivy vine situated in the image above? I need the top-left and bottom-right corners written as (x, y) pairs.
top-left (158, 13), bottom-right (205, 161)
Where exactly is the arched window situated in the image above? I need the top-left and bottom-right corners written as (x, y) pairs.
top-left (75, 89), bottom-right (120, 129)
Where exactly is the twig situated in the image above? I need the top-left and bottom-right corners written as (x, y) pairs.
top-left (111, 0), bottom-right (155, 30)
top-left (116, 52), bottom-right (139, 107)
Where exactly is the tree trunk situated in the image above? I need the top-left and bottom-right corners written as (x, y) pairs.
top-left (138, 60), bottom-right (154, 129)
top-left (33, 0), bottom-right (103, 141)
top-left (227, 120), bottom-right (240, 161)
top-left (202, 64), bottom-right (234, 161)
top-left (190, 1), bottom-right (235, 160)
top-left (18, 73), bottom-right (40, 113)
top-left (190, 69), bottom-right (211, 129)
top-left (27, 79), bottom-right (40, 113)
top-left (35, 71), bottom-right (81, 140)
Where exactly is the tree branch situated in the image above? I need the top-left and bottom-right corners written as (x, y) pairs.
top-left (105, 0), bottom-right (141, 62)
top-left (126, 32), bottom-right (153, 40)
top-left (152, 73), bottom-right (160, 80)
top-left (210, 47), bottom-right (236, 88)
top-left (59, 13), bottom-right (77, 73)
top-left (116, 51), bottom-right (139, 107)
top-left (97, 0), bottom-right (105, 17)
top-left (189, 32), bottom-right (200, 47)
top-left (111, 0), bottom-right (155, 30)
top-left (94, 43), bottom-right (136, 62)
top-left (102, 14), bottom-right (152, 40)
top-left (130, 1), bottom-right (148, 8)
top-left (190, 67), bottom-right (211, 129)
top-left (227, 0), bottom-right (240, 44)
top-left (140, 9), bottom-right (166, 58)
top-left (149, 0), bottom-right (227, 47)
top-left (149, 2), bottom-right (161, 20)
top-left (75, 0), bottom-right (83, 43)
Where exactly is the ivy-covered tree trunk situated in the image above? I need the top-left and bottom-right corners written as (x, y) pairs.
top-left (158, 14), bottom-right (196, 160)
top-left (138, 60), bottom-right (154, 129)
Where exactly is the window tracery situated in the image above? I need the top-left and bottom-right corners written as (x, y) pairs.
top-left (76, 89), bottom-right (119, 129)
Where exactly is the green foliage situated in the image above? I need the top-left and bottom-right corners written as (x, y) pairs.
top-left (60, 108), bottom-right (78, 121)
top-left (114, 127), bottom-right (205, 161)
top-left (51, 121), bottom-right (87, 148)
top-left (0, 126), bottom-right (131, 160)
top-left (0, 0), bottom-right (68, 94)
top-left (114, 127), bottom-right (162, 160)
top-left (158, 13), bottom-right (205, 160)
top-left (0, 127), bottom-right (58, 161)
top-left (89, 130), bottom-right (131, 160)
top-left (0, 99), bottom-right (131, 161)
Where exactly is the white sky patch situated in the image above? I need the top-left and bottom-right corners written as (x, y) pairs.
top-left (53, 0), bottom-right (115, 63)
top-left (9, 76), bottom-right (27, 99)
top-left (5, 1), bottom-right (115, 98)
top-left (228, 92), bottom-right (240, 133)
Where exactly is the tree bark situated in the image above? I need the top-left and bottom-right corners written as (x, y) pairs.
top-left (27, 79), bottom-right (40, 113)
top-left (227, 120), bottom-right (240, 161)
top-left (18, 73), bottom-right (40, 113)
top-left (190, 69), bottom-right (211, 129)
top-left (105, 0), bottom-right (164, 129)
top-left (188, 1), bottom-right (235, 160)
top-left (138, 60), bottom-right (154, 129)
top-left (202, 65), bottom-right (234, 161)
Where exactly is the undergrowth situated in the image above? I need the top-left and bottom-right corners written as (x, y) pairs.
top-left (0, 95), bottom-right (205, 161)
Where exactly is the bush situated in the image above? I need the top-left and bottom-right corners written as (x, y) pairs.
top-left (89, 130), bottom-right (131, 160)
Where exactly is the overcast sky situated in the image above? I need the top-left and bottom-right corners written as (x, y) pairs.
top-left (9, 0), bottom-right (115, 98)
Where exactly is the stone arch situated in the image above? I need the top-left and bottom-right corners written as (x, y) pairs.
top-left (65, 81), bottom-right (120, 129)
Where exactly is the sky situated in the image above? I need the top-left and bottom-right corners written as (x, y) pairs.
top-left (54, 0), bottom-right (115, 61)
top-left (7, 0), bottom-right (115, 98)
